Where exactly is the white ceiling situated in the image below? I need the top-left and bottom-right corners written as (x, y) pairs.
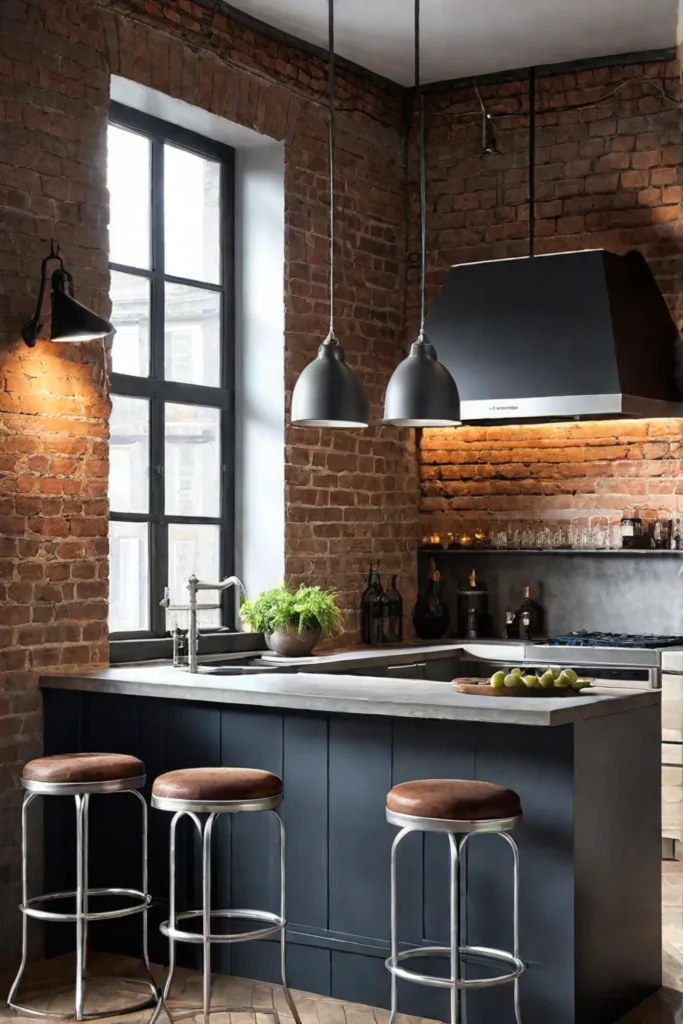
top-left (226, 0), bottom-right (678, 85)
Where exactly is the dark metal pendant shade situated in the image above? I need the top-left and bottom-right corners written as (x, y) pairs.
top-left (50, 276), bottom-right (114, 343)
top-left (383, 335), bottom-right (461, 426)
top-left (290, 0), bottom-right (369, 429)
top-left (291, 337), bottom-right (369, 427)
top-left (382, 0), bottom-right (460, 428)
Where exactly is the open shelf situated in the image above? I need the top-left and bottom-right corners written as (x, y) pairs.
top-left (419, 547), bottom-right (683, 556)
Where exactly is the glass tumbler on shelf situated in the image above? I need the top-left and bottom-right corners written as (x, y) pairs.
top-left (492, 528), bottom-right (507, 549)
top-left (609, 522), bottom-right (623, 550)
top-left (551, 525), bottom-right (566, 549)
top-left (536, 525), bottom-right (551, 549)
top-left (592, 524), bottom-right (609, 549)
top-left (521, 525), bottom-right (535, 550)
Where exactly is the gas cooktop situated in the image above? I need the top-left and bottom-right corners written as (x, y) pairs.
top-left (547, 631), bottom-right (683, 650)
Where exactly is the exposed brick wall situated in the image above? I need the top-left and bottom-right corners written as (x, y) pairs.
top-left (0, 0), bottom-right (417, 963)
top-left (418, 59), bottom-right (683, 538)
top-left (95, 0), bottom-right (419, 635)
top-left (0, 0), bottom-right (111, 964)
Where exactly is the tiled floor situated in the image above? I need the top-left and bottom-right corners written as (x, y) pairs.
top-left (4, 862), bottom-right (683, 1024)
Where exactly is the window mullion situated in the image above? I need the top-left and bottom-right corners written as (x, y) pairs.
top-left (149, 396), bottom-right (166, 635)
top-left (149, 136), bottom-right (166, 635)
top-left (150, 136), bottom-right (165, 379)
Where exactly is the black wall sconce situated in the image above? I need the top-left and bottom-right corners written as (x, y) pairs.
top-left (21, 240), bottom-right (115, 348)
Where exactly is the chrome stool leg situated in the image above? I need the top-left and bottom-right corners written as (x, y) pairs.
top-left (385, 813), bottom-right (525, 1024)
top-left (151, 789), bottom-right (299, 1024)
top-left (8, 777), bottom-right (157, 1021)
top-left (75, 793), bottom-right (87, 1020)
top-left (274, 810), bottom-right (302, 1024)
top-left (202, 813), bottom-right (217, 1024)
top-left (448, 833), bottom-right (460, 1024)
top-left (388, 827), bottom-right (410, 1024)
top-left (7, 791), bottom-right (37, 1012)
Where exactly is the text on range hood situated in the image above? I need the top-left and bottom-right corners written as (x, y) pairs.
top-left (423, 248), bottom-right (683, 424)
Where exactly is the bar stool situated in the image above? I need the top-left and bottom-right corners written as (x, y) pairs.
top-left (8, 752), bottom-right (157, 1020)
top-left (385, 778), bottom-right (525, 1024)
top-left (149, 766), bottom-right (301, 1024)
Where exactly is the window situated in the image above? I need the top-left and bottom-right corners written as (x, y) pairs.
top-left (107, 103), bottom-right (234, 638)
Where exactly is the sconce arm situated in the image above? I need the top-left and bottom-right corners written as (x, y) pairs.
top-left (21, 240), bottom-right (65, 348)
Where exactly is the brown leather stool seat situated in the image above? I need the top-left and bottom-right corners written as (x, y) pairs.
top-left (23, 753), bottom-right (144, 786)
top-left (152, 766), bottom-right (283, 804)
top-left (386, 778), bottom-right (522, 822)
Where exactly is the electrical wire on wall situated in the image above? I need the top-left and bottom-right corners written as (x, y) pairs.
top-left (431, 73), bottom-right (681, 155)
top-left (339, 73), bottom-right (680, 155)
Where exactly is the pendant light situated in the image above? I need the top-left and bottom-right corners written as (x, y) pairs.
top-left (383, 0), bottom-right (460, 427)
top-left (290, 0), bottom-right (369, 428)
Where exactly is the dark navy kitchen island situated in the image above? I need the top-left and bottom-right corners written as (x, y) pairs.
top-left (39, 668), bottom-right (662, 1024)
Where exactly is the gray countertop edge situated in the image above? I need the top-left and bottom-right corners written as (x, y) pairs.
top-left (39, 669), bottom-right (661, 727)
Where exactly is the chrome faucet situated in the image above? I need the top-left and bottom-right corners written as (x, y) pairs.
top-left (187, 574), bottom-right (246, 673)
top-left (159, 574), bottom-right (246, 672)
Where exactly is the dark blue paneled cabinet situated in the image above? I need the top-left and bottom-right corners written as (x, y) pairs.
top-left (41, 687), bottom-right (661, 1024)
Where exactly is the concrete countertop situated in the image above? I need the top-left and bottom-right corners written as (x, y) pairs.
top-left (40, 664), bottom-right (660, 727)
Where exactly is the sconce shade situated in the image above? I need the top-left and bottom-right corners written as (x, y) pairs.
top-left (21, 245), bottom-right (116, 348)
top-left (291, 339), bottom-right (369, 427)
top-left (50, 282), bottom-right (114, 343)
top-left (383, 337), bottom-right (461, 427)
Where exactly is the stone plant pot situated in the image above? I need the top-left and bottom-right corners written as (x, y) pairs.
top-left (266, 625), bottom-right (322, 657)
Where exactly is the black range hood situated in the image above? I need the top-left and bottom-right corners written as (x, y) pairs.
top-left (424, 248), bottom-right (683, 424)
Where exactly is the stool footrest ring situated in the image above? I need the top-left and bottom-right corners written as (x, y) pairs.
top-left (386, 944), bottom-right (525, 991)
top-left (159, 1002), bottom-right (281, 1024)
top-left (21, 887), bottom-right (151, 922)
top-left (160, 908), bottom-right (285, 945)
top-left (8, 976), bottom-right (158, 1020)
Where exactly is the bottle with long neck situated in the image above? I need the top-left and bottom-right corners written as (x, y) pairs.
top-left (385, 575), bottom-right (403, 644)
top-left (360, 562), bottom-right (381, 644)
top-left (516, 585), bottom-right (545, 640)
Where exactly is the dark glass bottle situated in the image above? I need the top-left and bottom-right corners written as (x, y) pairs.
top-left (360, 563), bottom-right (380, 645)
top-left (368, 572), bottom-right (388, 645)
top-left (413, 559), bottom-right (450, 641)
top-left (515, 586), bottom-right (545, 641)
top-left (385, 575), bottom-right (403, 644)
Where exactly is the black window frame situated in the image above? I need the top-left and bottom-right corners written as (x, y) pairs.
top-left (107, 101), bottom-right (236, 641)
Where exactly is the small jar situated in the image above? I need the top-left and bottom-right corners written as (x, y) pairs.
top-left (620, 516), bottom-right (642, 550)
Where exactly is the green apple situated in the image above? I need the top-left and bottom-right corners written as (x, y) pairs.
top-left (539, 670), bottom-right (555, 688)
top-left (522, 674), bottom-right (539, 688)
top-left (504, 673), bottom-right (519, 688)
top-left (491, 671), bottom-right (506, 689)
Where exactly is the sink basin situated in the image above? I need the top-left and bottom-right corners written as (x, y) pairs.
top-left (197, 657), bottom-right (296, 676)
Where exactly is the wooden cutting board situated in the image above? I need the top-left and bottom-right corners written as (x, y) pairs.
top-left (452, 677), bottom-right (592, 698)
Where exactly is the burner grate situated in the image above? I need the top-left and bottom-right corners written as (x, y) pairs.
top-left (547, 631), bottom-right (683, 649)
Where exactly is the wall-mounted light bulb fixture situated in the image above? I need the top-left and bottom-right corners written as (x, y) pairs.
top-left (21, 240), bottom-right (115, 348)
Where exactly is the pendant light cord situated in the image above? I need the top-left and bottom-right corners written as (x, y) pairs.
top-left (416, 0), bottom-right (427, 341)
top-left (528, 65), bottom-right (536, 258)
top-left (328, 0), bottom-right (336, 342)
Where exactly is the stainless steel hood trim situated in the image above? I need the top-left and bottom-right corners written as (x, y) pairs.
top-left (460, 393), bottom-right (683, 423)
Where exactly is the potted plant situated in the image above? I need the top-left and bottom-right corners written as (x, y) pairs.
top-left (240, 583), bottom-right (341, 657)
